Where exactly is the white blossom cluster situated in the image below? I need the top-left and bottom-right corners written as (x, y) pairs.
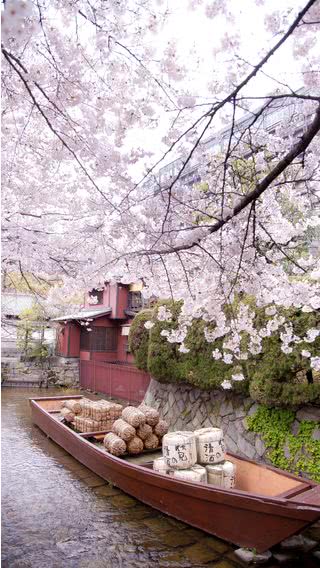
top-left (2, 0), bottom-right (320, 397)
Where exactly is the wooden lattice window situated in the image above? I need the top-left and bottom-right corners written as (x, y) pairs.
top-left (127, 291), bottom-right (143, 312)
top-left (80, 327), bottom-right (117, 352)
top-left (105, 328), bottom-right (117, 351)
top-left (80, 328), bottom-right (90, 350)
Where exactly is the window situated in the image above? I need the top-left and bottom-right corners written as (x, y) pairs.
top-left (80, 327), bottom-right (117, 352)
top-left (127, 291), bottom-right (143, 312)
top-left (105, 328), bottom-right (117, 351)
top-left (88, 288), bottom-right (103, 305)
top-left (80, 328), bottom-right (90, 350)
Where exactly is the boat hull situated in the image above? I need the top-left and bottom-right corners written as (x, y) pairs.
top-left (30, 397), bottom-right (320, 552)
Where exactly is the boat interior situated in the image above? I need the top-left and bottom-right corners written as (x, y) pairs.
top-left (33, 396), bottom-right (314, 501)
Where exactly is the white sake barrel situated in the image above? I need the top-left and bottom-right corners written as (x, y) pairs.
top-left (206, 460), bottom-right (236, 489)
top-left (173, 464), bottom-right (207, 484)
top-left (162, 431), bottom-right (197, 470)
top-left (195, 427), bottom-right (226, 464)
top-left (153, 457), bottom-right (169, 474)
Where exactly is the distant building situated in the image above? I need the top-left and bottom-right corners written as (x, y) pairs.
top-left (1, 291), bottom-right (55, 352)
top-left (53, 281), bottom-right (146, 364)
top-left (2, 291), bottom-right (35, 321)
top-left (157, 87), bottom-right (312, 190)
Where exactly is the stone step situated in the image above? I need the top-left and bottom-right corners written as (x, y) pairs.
top-left (1, 357), bottom-right (21, 365)
top-left (1, 352), bottom-right (20, 359)
top-left (2, 374), bottom-right (44, 383)
top-left (2, 381), bottom-right (44, 388)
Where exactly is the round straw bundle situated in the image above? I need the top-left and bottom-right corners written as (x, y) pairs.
top-left (63, 399), bottom-right (82, 414)
top-left (136, 423), bottom-right (152, 440)
top-left (139, 404), bottom-right (159, 426)
top-left (126, 436), bottom-right (144, 455)
top-left (61, 407), bottom-right (75, 423)
top-left (154, 420), bottom-right (169, 437)
top-left (122, 406), bottom-right (146, 428)
top-left (112, 418), bottom-right (136, 441)
top-left (103, 433), bottom-right (126, 456)
top-left (144, 433), bottom-right (159, 450)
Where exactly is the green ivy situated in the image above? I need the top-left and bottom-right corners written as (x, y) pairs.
top-left (247, 406), bottom-right (320, 482)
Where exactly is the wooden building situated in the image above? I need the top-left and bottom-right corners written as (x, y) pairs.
top-left (53, 281), bottom-right (144, 363)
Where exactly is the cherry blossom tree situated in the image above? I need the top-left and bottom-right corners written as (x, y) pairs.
top-left (2, 0), bottom-right (320, 378)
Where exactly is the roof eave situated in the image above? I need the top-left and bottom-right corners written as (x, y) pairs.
top-left (52, 308), bottom-right (112, 323)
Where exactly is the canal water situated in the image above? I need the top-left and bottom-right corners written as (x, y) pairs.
top-left (1, 388), bottom-right (319, 568)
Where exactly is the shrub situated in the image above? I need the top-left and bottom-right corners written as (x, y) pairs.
top-left (147, 300), bottom-right (183, 383)
top-left (134, 300), bottom-right (249, 393)
top-left (128, 309), bottom-right (153, 372)
top-left (248, 308), bottom-right (320, 407)
top-left (129, 300), bottom-right (319, 408)
top-left (181, 318), bottom-right (248, 393)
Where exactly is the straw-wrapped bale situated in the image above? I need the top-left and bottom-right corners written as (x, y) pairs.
top-left (139, 404), bottom-right (159, 426)
top-left (121, 406), bottom-right (146, 428)
top-left (61, 407), bottom-right (75, 423)
top-left (99, 401), bottom-right (123, 421)
top-left (80, 398), bottom-right (92, 417)
top-left (103, 432), bottom-right (126, 456)
top-left (112, 418), bottom-right (136, 441)
top-left (71, 398), bottom-right (123, 433)
top-left (136, 423), bottom-right (152, 440)
top-left (154, 420), bottom-right (169, 437)
top-left (126, 436), bottom-right (144, 455)
top-left (79, 399), bottom-right (122, 421)
top-left (63, 399), bottom-right (82, 414)
top-left (85, 419), bottom-right (94, 432)
top-left (144, 433), bottom-right (159, 450)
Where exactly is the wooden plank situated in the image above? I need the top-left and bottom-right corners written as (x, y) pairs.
top-left (277, 483), bottom-right (311, 499)
top-left (290, 486), bottom-right (320, 506)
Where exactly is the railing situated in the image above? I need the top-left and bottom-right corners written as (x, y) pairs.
top-left (80, 360), bottom-right (150, 403)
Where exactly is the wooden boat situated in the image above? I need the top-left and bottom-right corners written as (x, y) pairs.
top-left (30, 395), bottom-right (320, 552)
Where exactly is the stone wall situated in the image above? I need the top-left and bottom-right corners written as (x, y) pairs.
top-left (47, 356), bottom-right (79, 387)
top-left (1, 356), bottom-right (79, 388)
top-left (144, 378), bottom-right (320, 476)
